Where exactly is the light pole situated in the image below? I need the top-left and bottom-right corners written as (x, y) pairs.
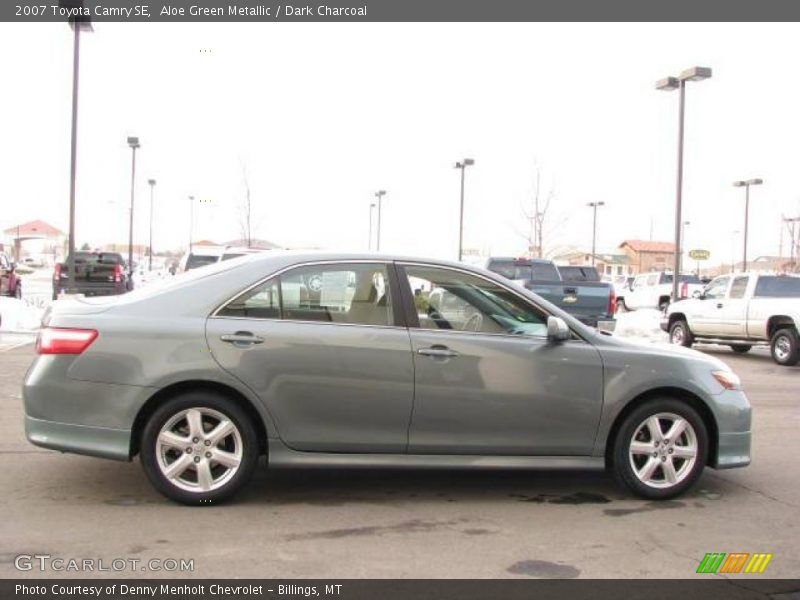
top-left (147, 179), bottom-right (156, 271)
top-left (681, 220), bottom-right (690, 274)
top-left (656, 66), bottom-right (712, 302)
top-left (733, 178), bottom-right (763, 272)
top-left (62, 1), bottom-right (92, 294)
top-left (454, 158), bottom-right (475, 261)
top-left (188, 195), bottom-right (195, 253)
top-left (374, 190), bottom-right (387, 251)
top-left (730, 230), bottom-right (740, 274)
top-left (587, 202), bottom-right (605, 266)
top-left (368, 202), bottom-right (376, 250)
top-left (785, 217), bottom-right (800, 267)
top-left (126, 136), bottom-right (140, 278)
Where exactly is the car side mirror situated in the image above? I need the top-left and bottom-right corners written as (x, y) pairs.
top-left (547, 316), bottom-right (571, 342)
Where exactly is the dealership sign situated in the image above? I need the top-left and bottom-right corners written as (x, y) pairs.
top-left (688, 249), bottom-right (710, 260)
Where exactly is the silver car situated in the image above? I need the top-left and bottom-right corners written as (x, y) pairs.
top-left (23, 253), bottom-right (751, 504)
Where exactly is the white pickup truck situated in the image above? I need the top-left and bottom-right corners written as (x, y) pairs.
top-left (662, 273), bottom-right (800, 366)
top-left (618, 271), bottom-right (705, 312)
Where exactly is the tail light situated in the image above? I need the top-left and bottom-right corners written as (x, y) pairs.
top-left (53, 264), bottom-right (61, 279)
top-left (680, 282), bottom-right (688, 298)
top-left (36, 327), bottom-right (98, 355)
top-left (113, 263), bottom-right (123, 283)
top-left (607, 286), bottom-right (617, 316)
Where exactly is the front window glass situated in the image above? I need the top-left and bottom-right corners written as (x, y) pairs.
top-left (704, 277), bottom-right (730, 300)
top-left (405, 266), bottom-right (549, 337)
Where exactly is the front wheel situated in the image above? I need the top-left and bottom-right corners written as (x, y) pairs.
top-left (140, 392), bottom-right (259, 505)
top-left (770, 328), bottom-right (799, 367)
top-left (669, 319), bottom-right (693, 348)
top-left (611, 399), bottom-right (708, 499)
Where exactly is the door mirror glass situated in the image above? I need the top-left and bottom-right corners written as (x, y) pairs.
top-left (547, 316), bottom-right (570, 342)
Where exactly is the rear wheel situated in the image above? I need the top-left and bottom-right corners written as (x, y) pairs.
top-left (730, 344), bottom-right (751, 354)
top-left (669, 319), bottom-right (693, 348)
top-left (611, 398), bottom-right (707, 499)
top-left (770, 328), bottom-right (799, 367)
top-left (658, 298), bottom-right (670, 312)
top-left (14, 284), bottom-right (22, 299)
top-left (140, 391), bottom-right (259, 505)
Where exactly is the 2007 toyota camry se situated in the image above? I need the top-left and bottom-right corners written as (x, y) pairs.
top-left (23, 253), bottom-right (751, 504)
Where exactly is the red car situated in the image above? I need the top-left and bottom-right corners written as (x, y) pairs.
top-left (0, 252), bottom-right (22, 299)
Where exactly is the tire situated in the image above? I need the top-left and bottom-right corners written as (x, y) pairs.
top-left (669, 319), bottom-right (693, 348)
top-left (140, 391), bottom-right (259, 505)
top-left (611, 398), bottom-right (708, 500)
top-left (658, 298), bottom-right (670, 312)
top-left (14, 285), bottom-right (22, 300)
top-left (770, 327), bottom-right (800, 367)
top-left (730, 344), bottom-right (752, 354)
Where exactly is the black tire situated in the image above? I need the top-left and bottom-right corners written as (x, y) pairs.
top-left (669, 319), bottom-right (693, 348)
top-left (730, 344), bottom-right (752, 354)
top-left (770, 327), bottom-right (800, 367)
top-left (140, 391), bottom-right (259, 505)
top-left (14, 284), bottom-right (22, 300)
top-left (611, 398), bottom-right (708, 500)
top-left (658, 298), bottom-right (670, 312)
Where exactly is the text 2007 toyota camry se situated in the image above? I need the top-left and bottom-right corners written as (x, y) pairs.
top-left (23, 252), bottom-right (751, 504)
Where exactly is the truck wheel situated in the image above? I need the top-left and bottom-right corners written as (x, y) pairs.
top-left (14, 285), bottom-right (22, 300)
top-left (140, 391), bottom-right (259, 505)
top-left (611, 398), bottom-right (708, 499)
top-left (770, 328), bottom-right (799, 366)
top-left (669, 319), bottom-right (693, 348)
top-left (730, 344), bottom-right (751, 354)
top-left (658, 298), bottom-right (670, 312)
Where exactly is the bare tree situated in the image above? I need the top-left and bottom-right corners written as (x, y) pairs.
top-left (238, 160), bottom-right (253, 248)
top-left (518, 163), bottom-right (566, 258)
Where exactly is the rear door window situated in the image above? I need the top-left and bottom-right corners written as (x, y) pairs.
top-left (729, 276), bottom-right (749, 299)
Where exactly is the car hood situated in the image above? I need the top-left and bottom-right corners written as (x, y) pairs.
top-left (596, 332), bottom-right (732, 371)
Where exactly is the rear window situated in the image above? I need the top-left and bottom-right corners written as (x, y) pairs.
top-left (71, 252), bottom-right (123, 265)
top-left (558, 266), bottom-right (599, 282)
top-left (221, 253), bottom-right (245, 261)
top-left (488, 260), bottom-right (560, 281)
top-left (754, 276), bottom-right (800, 298)
top-left (186, 254), bottom-right (220, 270)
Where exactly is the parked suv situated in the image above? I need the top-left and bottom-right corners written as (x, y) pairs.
top-left (662, 273), bottom-right (800, 366)
top-left (621, 271), bottom-right (704, 312)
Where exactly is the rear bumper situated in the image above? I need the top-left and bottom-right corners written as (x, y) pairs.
top-left (25, 416), bottom-right (131, 461)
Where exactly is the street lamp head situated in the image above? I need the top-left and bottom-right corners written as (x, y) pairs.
top-left (684, 220), bottom-right (691, 225)
top-left (463, 158), bottom-right (475, 166)
top-left (587, 201), bottom-right (605, 207)
top-left (747, 178), bottom-right (764, 186)
top-left (127, 136), bottom-right (140, 149)
top-left (147, 179), bottom-right (156, 186)
top-left (679, 66), bottom-right (712, 82)
top-left (59, 0), bottom-right (93, 31)
top-left (375, 190), bottom-right (386, 198)
top-left (655, 76), bottom-right (680, 91)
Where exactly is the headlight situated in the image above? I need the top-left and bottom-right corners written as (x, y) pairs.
top-left (712, 370), bottom-right (741, 390)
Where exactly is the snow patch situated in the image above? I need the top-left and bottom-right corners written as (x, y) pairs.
top-left (613, 309), bottom-right (669, 344)
top-left (0, 297), bottom-right (45, 332)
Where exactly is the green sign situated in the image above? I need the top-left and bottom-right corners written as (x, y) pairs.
top-left (688, 249), bottom-right (710, 260)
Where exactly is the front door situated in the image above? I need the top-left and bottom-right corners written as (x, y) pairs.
top-left (399, 264), bottom-right (604, 456)
top-left (690, 276), bottom-right (730, 335)
top-left (720, 275), bottom-right (750, 336)
top-left (206, 261), bottom-right (414, 453)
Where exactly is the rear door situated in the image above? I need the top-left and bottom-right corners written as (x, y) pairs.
top-left (206, 261), bottom-right (415, 453)
top-left (399, 263), bottom-right (604, 456)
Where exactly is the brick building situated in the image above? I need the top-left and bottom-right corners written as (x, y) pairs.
top-left (619, 240), bottom-right (676, 273)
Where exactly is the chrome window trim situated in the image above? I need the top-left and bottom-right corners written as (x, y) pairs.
top-left (209, 259), bottom-right (400, 329)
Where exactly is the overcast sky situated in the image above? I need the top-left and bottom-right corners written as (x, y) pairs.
top-left (1, 22), bottom-right (799, 265)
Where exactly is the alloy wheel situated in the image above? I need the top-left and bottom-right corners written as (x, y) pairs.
top-left (155, 407), bottom-right (243, 493)
top-left (629, 412), bottom-right (698, 489)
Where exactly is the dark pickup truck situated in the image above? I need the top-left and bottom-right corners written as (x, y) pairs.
top-left (485, 257), bottom-right (615, 329)
top-left (52, 252), bottom-right (132, 300)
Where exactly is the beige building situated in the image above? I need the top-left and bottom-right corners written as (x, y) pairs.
top-left (619, 240), bottom-right (676, 273)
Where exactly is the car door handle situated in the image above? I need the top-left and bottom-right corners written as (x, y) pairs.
top-left (418, 346), bottom-right (459, 358)
top-left (716, 303), bottom-right (724, 309)
top-left (220, 333), bottom-right (264, 345)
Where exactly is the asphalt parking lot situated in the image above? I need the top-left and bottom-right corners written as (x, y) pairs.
top-left (1, 341), bottom-right (798, 579)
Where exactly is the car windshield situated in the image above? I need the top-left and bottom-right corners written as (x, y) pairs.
top-left (754, 276), bottom-right (800, 297)
top-left (559, 266), bottom-right (599, 282)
